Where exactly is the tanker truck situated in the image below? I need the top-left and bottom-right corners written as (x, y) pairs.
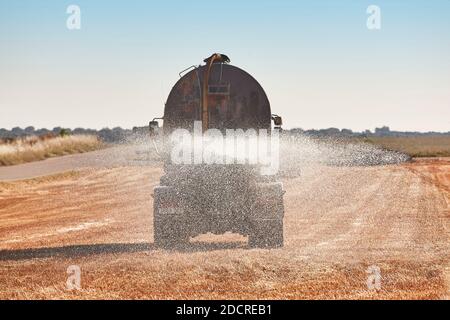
top-left (150, 53), bottom-right (284, 249)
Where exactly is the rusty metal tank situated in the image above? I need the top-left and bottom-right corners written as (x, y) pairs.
top-left (163, 63), bottom-right (271, 133)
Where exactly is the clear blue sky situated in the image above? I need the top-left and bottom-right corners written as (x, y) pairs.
top-left (1, 0), bottom-right (449, 131)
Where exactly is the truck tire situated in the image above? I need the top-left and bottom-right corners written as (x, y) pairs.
top-left (154, 215), bottom-right (189, 249)
top-left (249, 219), bottom-right (284, 248)
top-left (248, 182), bottom-right (285, 248)
top-left (153, 186), bottom-right (189, 249)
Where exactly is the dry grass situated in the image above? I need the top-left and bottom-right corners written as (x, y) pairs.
top-left (0, 161), bottom-right (449, 299)
top-left (0, 135), bottom-right (103, 166)
top-left (364, 136), bottom-right (450, 157)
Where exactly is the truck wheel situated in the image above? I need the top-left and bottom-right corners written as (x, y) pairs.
top-left (153, 186), bottom-right (189, 249)
top-left (154, 215), bottom-right (189, 249)
top-left (249, 182), bottom-right (284, 248)
top-left (249, 219), bottom-right (284, 248)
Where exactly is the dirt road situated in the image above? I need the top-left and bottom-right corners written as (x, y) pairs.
top-left (0, 157), bottom-right (448, 299)
top-left (0, 145), bottom-right (156, 181)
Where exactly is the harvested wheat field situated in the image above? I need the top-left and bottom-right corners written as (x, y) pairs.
top-left (0, 154), bottom-right (448, 300)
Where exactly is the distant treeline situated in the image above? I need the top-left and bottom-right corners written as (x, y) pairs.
top-left (1, 125), bottom-right (449, 143)
top-left (0, 126), bottom-right (133, 143)
top-left (290, 126), bottom-right (450, 137)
